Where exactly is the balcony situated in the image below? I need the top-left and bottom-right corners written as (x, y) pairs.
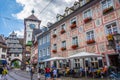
top-left (70, 23), bottom-right (77, 29)
top-left (84, 17), bottom-right (92, 23)
top-left (52, 50), bottom-right (57, 53)
top-left (86, 39), bottom-right (95, 44)
top-left (71, 44), bottom-right (78, 49)
top-left (60, 29), bottom-right (66, 34)
top-left (52, 34), bottom-right (57, 38)
top-left (61, 47), bottom-right (66, 51)
top-left (103, 6), bottom-right (114, 15)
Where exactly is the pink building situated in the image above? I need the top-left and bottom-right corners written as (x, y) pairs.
top-left (50, 0), bottom-right (120, 68)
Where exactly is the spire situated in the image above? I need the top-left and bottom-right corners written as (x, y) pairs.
top-left (31, 9), bottom-right (35, 14)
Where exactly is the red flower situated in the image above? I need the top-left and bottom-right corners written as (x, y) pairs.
top-left (86, 39), bottom-right (95, 44)
top-left (84, 17), bottom-right (92, 23)
top-left (60, 29), bottom-right (66, 34)
top-left (103, 6), bottom-right (114, 14)
top-left (70, 23), bottom-right (77, 29)
top-left (52, 50), bottom-right (57, 53)
top-left (61, 47), bottom-right (66, 51)
top-left (71, 45), bottom-right (78, 49)
top-left (52, 34), bottom-right (57, 38)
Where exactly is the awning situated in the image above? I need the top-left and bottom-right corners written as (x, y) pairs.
top-left (43, 57), bottom-right (65, 62)
top-left (68, 52), bottom-right (103, 59)
top-left (0, 60), bottom-right (7, 65)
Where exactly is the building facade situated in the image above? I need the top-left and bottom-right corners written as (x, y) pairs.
top-left (50, 0), bottom-right (120, 68)
top-left (0, 35), bottom-right (7, 65)
top-left (23, 10), bottom-right (41, 67)
top-left (38, 27), bottom-right (51, 68)
top-left (6, 31), bottom-right (23, 67)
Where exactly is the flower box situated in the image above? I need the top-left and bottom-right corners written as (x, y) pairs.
top-left (60, 29), bottom-right (66, 34)
top-left (61, 47), bottom-right (66, 51)
top-left (84, 17), bottom-right (92, 23)
top-left (52, 50), bottom-right (57, 53)
top-left (71, 45), bottom-right (78, 49)
top-left (52, 34), bottom-right (57, 38)
top-left (70, 23), bottom-right (77, 29)
top-left (86, 39), bottom-right (95, 44)
top-left (103, 6), bottom-right (114, 15)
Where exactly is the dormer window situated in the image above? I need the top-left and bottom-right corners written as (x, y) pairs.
top-left (80, 0), bottom-right (86, 6)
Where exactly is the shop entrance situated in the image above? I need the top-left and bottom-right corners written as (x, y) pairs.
top-left (109, 54), bottom-right (119, 67)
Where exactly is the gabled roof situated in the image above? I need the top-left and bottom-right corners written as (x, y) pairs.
top-left (25, 14), bottom-right (40, 22)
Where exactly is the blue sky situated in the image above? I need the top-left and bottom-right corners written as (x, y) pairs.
top-left (0, 0), bottom-right (24, 37)
top-left (0, 0), bottom-right (77, 38)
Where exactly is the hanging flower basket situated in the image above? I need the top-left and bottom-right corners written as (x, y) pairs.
top-left (60, 29), bottom-right (66, 34)
top-left (84, 17), bottom-right (92, 23)
top-left (103, 6), bottom-right (114, 15)
top-left (52, 50), bottom-right (57, 53)
top-left (52, 34), bottom-right (57, 38)
top-left (61, 47), bottom-right (66, 51)
top-left (70, 23), bottom-right (77, 29)
top-left (86, 39), bottom-right (95, 44)
top-left (71, 45), bottom-right (78, 49)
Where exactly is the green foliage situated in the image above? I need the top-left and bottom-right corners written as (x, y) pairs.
top-left (13, 61), bottom-right (20, 68)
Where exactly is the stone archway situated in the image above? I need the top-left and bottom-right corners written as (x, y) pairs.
top-left (10, 58), bottom-right (22, 68)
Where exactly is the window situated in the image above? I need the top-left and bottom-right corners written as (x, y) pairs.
top-left (74, 59), bottom-right (80, 68)
top-left (84, 9), bottom-right (92, 19)
top-left (62, 41), bottom-right (66, 48)
top-left (71, 17), bottom-right (76, 24)
top-left (102, 0), bottom-right (113, 10)
top-left (106, 22), bottom-right (118, 34)
top-left (1, 55), bottom-right (5, 59)
top-left (86, 31), bottom-right (94, 40)
top-left (47, 34), bottom-right (50, 42)
top-left (39, 39), bottom-right (42, 45)
top-left (61, 24), bottom-right (66, 30)
top-left (47, 47), bottom-right (50, 55)
top-left (43, 37), bottom-right (45, 44)
top-left (53, 44), bottom-right (57, 50)
top-left (53, 29), bottom-right (57, 34)
top-left (72, 36), bottom-right (78, 45)
top-left (39, 50), bottom-right (42, 57)
top-left (28, 34), bottom-right (30, 37)
top-left (43, 49), bottom-right (45, 56)
top-left (14, 54), bottom-right (19, 57)
top-left (2, 48), bottom-right (6, 52)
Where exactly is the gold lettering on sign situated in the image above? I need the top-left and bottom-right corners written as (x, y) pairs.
top-left (84, 22), bottom-right (93, 31)
top-left (103, 12), bottom-right (116, 23)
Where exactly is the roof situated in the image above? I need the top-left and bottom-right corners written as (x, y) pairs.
top-left (25, 14), bottom-right (40, 22)
top-left (0, 35), bottom-right (7, 48)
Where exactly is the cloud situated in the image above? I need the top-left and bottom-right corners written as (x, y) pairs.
top-left (15, 29), bottom-right (24, 38)
top-left (14, 0), bottom-right (78, 26)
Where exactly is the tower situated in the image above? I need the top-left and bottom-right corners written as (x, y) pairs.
top-left (24, 10), bottom-right (41, 44)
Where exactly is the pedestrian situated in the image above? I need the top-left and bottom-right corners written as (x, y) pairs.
top-left (30, 66), bottom-right (34, 80)
top-left (53, 68), bottom-right (57, 80)
top-left (37, 67), bottom-right (41, 80)
top-left (2, 67), bottom-right (8, 80)
top-left (45, 66), bottom-right (50, 80)
top-left (0, 66), bottom-right (3, 79)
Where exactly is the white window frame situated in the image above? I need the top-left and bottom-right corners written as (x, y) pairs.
top-left (62, 41), bottom-right (66, 48)
top-left (53, 44), bottom-right (57, 50)
top-left (53, 29), bottom-right (57, 34)
top-left (61, 24), bottom-right (66, 30)
top-left (105, 22), bottom-right (119, 35)
top-left (47, 47), bottom-right (50, 56)
top-left (86, 30), bottom-right (94, 40)
top-left (72, 36), bottom-right (78, 45)
top-left (70, 17), bottom-right (77, 24)
top-left (101, 0), bottom-right (114, 10)
top-left (47, 34), bottom-right (50, 42)
top-left (43, 49), bottom-right (45, 56)
top-left (39, 50), bottom-right (42, 57)
top-left (83, 9), bottom-right (92, 19)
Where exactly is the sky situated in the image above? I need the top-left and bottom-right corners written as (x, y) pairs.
top-left (0, 0), bottom-right (78, 38)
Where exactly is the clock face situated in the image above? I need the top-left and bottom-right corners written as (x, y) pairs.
top-left (29, 24), bottom-right (35, 29)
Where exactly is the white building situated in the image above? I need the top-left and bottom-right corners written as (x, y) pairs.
top-left (0, 35), bottom-right (7, 65)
